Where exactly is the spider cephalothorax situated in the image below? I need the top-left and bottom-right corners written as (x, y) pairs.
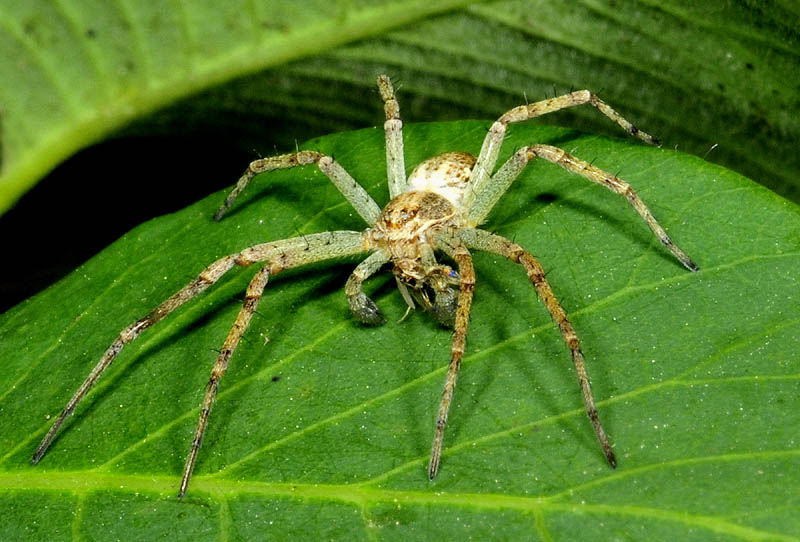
top-left (32, 74), bottom-right (697, 497)
top-left (369, 180), bottom-right (466, 326)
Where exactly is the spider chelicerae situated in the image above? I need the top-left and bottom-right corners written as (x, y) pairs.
top-left (32, 75), bottom-right (698, 497)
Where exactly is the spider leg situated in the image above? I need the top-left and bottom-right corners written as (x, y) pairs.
top-left (31, 253), bottom-right (243, 466)
top-left (31, 231), bottom-right (366, 494)
top-left (345, 250), bottom-right (389, 325)
top-left (213, 150), bottom-right (381, 225)
top-left (470, 144), bottom-right (697, 271)
top-left (428, 234), bottom-right (475, 479)
top-left (465, 90), bottom-right (658, 211)
top-left (179, 264), bottom-right (270, 498)
top-left (377, 75), bottom-right (407, 198)
top-left (178, 230), bottom-right (367, 497)
top-left (458, 228), bottom-right (617, 468)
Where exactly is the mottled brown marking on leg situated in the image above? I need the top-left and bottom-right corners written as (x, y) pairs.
top-left (428, 236), bottom-right (476, 479)
top-left (179, 265), bottom-right (271, 498)
top-left (515, 248), bottom-right (615, 467)
top-left (457, 228), bottom-right (617, 469)
top-left (522, 144), bottom-right (698, 272)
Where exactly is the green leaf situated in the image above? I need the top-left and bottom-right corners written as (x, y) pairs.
top-left (1, 121), bottom-right (798, 540)
top-left (0, 0), bottom-right (478, 213)
top-left (2, 0), bottom-right (799, 216)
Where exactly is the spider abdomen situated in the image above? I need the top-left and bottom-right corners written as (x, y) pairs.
top-left (406, 151), bottom-right (476, 208)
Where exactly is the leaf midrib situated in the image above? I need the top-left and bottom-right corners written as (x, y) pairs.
top-left (0, 459), bottom-right (796, 542)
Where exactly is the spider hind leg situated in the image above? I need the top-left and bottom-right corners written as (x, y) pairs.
top-left (459, 228), bottom-right (617, 469)
top-left (427, 234), bottom-right (476, 478)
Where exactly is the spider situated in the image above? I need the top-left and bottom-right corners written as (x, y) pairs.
top-left (32, 75), bottom-right (698, 498)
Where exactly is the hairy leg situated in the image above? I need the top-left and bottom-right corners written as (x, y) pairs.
top-left (377, 75), bottom-right (407, 199)
top-left (465, 90), bottom-right (658, 212)
top-left (179, 265), bottom-right (270, 497)
top-left (32, 231), bottom-right (368, 491)
top-left (214, 150), bottom-right (381, 225)
top-left (458, 228), bottom-right (617, 468)
top-left (469, 144), bottom-right (697, 271)
top-left (428, 234), bottom-right (476, 479)
top-left (31, 254), bottom-right (240, 466)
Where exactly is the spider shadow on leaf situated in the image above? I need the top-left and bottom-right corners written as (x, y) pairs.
top-left (465, 255), bottom-right (610, 468)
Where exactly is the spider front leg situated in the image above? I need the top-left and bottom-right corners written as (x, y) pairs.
top-left (428, 234), bottom-right (476, 479)
top-left (459, 228), bottom-right (616, 468)
top-left (464, 89), bottom-right (659, 212)
top-left (213, 150), bottom-right (381, 225)
top-left (377, 75), bottom-right (407, 198)
top-left (31, 230), bottom-right (367, 498)
top-left (470, 144), bottom-right (697, 271)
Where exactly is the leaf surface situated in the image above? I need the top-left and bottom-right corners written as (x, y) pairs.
top-left (1, 122), bottom-right (798, 540)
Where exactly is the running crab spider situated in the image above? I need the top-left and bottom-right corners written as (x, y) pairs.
top-left (32, 74), bottom-right (698, 498)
